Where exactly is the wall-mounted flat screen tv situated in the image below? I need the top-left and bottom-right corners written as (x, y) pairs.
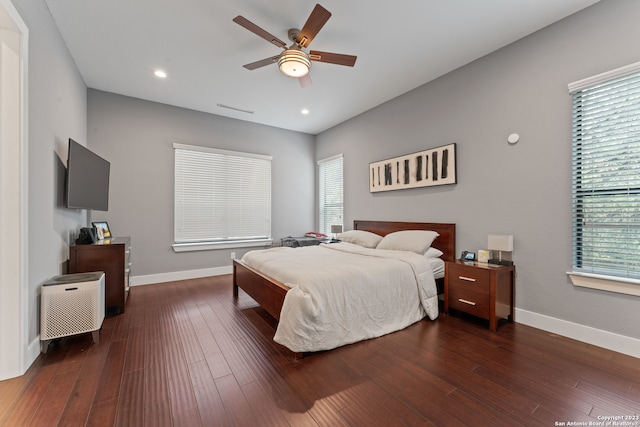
top-left (65, 138), bottom-right (110, 211)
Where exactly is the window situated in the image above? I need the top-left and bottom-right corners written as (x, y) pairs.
top-left (569, 63), bottom-right (640, 281)
top-left (318, 154), bottom-right (343, 235)
top-left (173, 143), bottom-right (272, 251)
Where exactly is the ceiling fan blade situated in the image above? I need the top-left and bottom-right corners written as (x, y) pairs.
top-left (243, 55), bottom-right (280, 70)
top-left (309, 51), bottom-right (357, 67)
top-left (299, 73), bottom-right (312, 88)
top-left (233, 16), bottom-right (287, 49)
top-left (296, 4), bottom-right (331, 48)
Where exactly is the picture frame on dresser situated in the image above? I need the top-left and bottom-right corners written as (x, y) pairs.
top-left (92, 221), bottom-right (111, 239)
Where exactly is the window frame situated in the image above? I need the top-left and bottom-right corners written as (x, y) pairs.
top-left (172, 143), bottom-right (272, 252)
top-left (317, 154), bottom-right (344, 236)
top-left (567, 62), bottom-right (640, 296)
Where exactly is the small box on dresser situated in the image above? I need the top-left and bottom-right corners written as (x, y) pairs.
top-left (444, 260), bottom-right (514, 331)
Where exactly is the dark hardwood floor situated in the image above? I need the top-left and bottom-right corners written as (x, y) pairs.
top-left (1, 275), bottom-right (639, 426)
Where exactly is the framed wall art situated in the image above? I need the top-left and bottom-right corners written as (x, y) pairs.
top-left (369, 143), bottom-right (457, 193)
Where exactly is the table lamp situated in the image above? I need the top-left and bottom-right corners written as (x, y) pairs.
top-left (488, 234), bottom-right (514, 266)
top-left (331, 225), bottom-right (342, 240)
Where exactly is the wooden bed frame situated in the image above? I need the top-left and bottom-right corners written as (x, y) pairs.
top-left (232, 220), bottom-right (456, 322)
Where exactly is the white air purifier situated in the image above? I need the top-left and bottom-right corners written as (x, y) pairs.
top-left (40, 272), bottom-right (105, 354)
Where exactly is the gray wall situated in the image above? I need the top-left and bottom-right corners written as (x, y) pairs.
top-left (316, 0), bottom-right (640, 340)
top-left (88, 90), bottom-right (315, 277)
top-left (12, 0), bottom-right (87, 348)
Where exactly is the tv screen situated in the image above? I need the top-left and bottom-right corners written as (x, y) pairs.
top-left (65, 138), bottom-right (110, 211)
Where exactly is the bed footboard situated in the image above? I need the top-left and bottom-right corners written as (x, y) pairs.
top-left (232, 259), bottom-right (288, 321)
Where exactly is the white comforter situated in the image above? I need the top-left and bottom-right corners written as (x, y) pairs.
top-left (241, 242), bottom-right (438, 352)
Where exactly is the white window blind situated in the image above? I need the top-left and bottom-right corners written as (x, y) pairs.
top-left (318, 154), bottom-right (343, 235)
top-left (569, 63), bottom-right (640, 280)
top-left (174, 143), bottom-right (271, 245)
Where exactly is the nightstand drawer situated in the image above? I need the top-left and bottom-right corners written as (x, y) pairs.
top-left (447, 264), bottom-right (491, 294)
top-left (448, 287), bottom-right (490, 320)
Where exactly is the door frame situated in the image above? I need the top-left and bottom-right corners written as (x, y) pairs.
top-left (0, 0), bottom-right (29, 380)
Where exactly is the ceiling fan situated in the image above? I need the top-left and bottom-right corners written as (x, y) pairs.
top-left (233, 4), bottom-right (357, 88)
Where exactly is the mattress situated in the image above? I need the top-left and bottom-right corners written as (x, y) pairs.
top-left (429, 257), bottom-right (445, 279)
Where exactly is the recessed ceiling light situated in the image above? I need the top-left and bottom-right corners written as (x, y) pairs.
top-left (154, 70), bottom-right (167, 78)
top-left (301, 108), bottom-right (310, 115)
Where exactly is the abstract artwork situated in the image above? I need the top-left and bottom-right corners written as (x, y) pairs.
top-left (369, 143), bottom-right (457, 192)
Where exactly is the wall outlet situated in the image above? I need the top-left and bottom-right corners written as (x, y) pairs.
top-left (230, 252), bottom-right (236, 259)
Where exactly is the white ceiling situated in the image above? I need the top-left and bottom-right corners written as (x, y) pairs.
top-left (45, 0), bottom-right (599, 135)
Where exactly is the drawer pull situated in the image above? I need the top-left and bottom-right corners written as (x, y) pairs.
top-left (458, 298), bottom-right (476, 306)
top-left (459, 276), bottom-right (476, 282)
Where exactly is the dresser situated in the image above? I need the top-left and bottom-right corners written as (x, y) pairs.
top-left (69, 236), bottom-right (131, 315)
top-left (444, 260), bottom-right (514, 331)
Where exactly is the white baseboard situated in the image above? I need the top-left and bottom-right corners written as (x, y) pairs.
top-left (27, 337), bottom-right (41, 368)
top-left (1, 337), bottom-right (40, 381)
top-left (130, 265), bottom-right (232, 287)
top-left (515, 308), bottom-right (640, 359)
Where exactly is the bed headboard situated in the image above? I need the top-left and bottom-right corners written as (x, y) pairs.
top-left (353, 220), bottom-right (456, 262)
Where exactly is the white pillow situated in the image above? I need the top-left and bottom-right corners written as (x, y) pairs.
top-left (425, 247), bottom-right (444, 258)
top-left (337, 230), bottom-right (383, 248)
top-left (376, 230), bottom-right (439, 254)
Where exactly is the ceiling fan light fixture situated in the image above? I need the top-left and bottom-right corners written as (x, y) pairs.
top-left (278, 48), bottom-right (311, 78)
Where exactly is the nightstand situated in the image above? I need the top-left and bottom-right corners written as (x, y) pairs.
top-left (444, 260), bottom-right (515, 331)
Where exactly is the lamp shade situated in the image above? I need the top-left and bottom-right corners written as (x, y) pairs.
top-left (278, 48), bottom-right (311, 78)
top-left (488, 234), bottom-right (513, 251)
top-left (331, 225), bottom-right (343, 234)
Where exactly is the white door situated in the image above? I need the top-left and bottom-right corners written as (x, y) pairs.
top-left (0, 0), bottom-right (28, 380)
